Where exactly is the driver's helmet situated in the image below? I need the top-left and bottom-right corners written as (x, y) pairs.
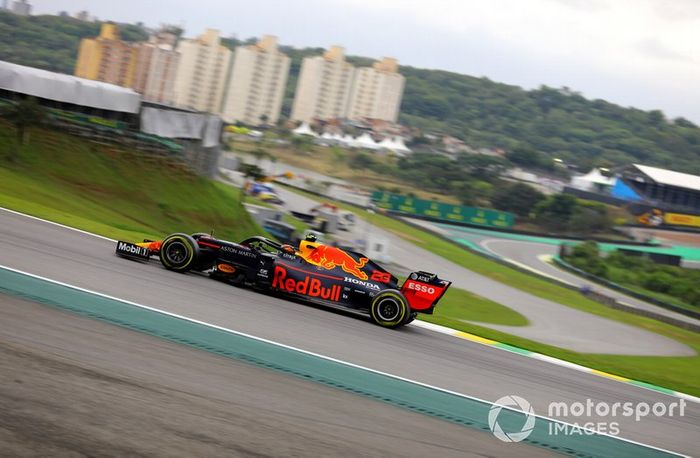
top-left (298, 233), bottom-right (320, 258)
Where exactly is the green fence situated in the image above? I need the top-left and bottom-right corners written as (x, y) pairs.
top-left (371, 191), bottom-right (515, 229)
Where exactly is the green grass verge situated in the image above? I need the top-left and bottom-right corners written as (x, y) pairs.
top-left (0, 123), bottom-right (261, 242)
top-left (281, 185), bottom-right (700, 396)
top-left (1, 124), bottom-right (698, 396)
top-left (433, 287), bottom-right (528, 326)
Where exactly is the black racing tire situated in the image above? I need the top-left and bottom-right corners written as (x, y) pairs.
top-left (159, 233), bottom-right (199, 272)
top-left (369, 290), bottom-right (410, 328)
top-left (404, 312), bottom-right (417, 325)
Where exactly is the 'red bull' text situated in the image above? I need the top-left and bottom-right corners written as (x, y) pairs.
top-left (272, 266), bottom-right (341, 301)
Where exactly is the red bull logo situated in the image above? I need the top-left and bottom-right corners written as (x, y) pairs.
top-left (298, 243), bottom-right (369, 280)
top-left (272, 266), bottom-right (341, 301)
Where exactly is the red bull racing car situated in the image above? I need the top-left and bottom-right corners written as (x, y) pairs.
top-left (115, 232), bottom-right (451, 328)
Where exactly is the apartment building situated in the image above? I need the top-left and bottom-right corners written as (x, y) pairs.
top-left (221, 35), bottom-right (290, 126)
top-left (132, 30), bottom-right (179, 104)
top-left (347, 57), bottom-right (405, 123)
top-left (74, 23), bottom-right (138, 87)
top-left (291, 46), bottom-right (355, 123)
top-left (171, 29), bottom-right (231, 114)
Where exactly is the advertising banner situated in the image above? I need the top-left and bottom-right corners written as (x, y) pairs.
top-left (664, 212), bottom-right (700, 228)
top-left (371, 191), bottom-right (514, 228)
top-left (635, 208), bottom-right (700, 229)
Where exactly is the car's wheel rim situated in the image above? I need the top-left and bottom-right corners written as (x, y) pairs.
top-left (165, 241), bottom-right (188, 264)
top-left (377, 297), bottom-right (401, 322)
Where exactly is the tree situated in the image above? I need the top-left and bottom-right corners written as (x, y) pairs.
top-left (490, 182), bottom-right (545, 217)
top-left (647, 110), bottom-right (665, 126)
top-left (506, 145), bottom-right (551, 170)
top-left (457, 154), bottom-right (507, 179)
top-left (291, 135), bottom-right (313, 152)
top-left (533, 193), bottom-right (577, 231)
top-left (2, 96), bottom-right (47, 155)
top-left (568, 201), bottom-right (612, 234)
top-left (162, 24), bottom-right (184, 39)
top-left (674, 117), bottom-right (697, 129)
top-left (349, 152), bottom-right (377, 169)
top-left (2, 11), bottom-right (700, 177)
top-left (237, 163), bottom-right (264, 179)
top-left (408, 133), bottom-right (429, 146)
top-left (454, 180), bottom-right (492, 206)
top-left (470, 181), bottom-right (493, 206)
top-left (566, 241), bottom-right (608, 277)
top-left (249, 147), bottom-right (269, 165)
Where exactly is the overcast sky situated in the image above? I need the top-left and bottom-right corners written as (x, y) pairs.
top-left (32, 0), bottom-right (700, 122)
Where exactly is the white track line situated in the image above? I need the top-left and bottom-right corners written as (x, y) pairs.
top-left (0, 263), bottom-right (687, 457)
top-left (2, 207), bottom-right (699, 403)
top-left (0, 207), bottom-right (116, 242)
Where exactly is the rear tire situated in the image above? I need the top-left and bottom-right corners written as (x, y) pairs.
top-left (404, 312), bottom-right (417, 325)
top-left (159, 233), bottom-right (199, 272)
top-left (370, 290), bottom-right (410, 328)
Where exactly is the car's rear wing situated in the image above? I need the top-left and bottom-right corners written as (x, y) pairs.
top-left (400, 271), bottom-right (451, 314)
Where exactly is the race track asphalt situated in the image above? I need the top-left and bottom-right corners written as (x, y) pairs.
top-left (2, 295), bottom-right (553, 457)
top-left (275, 188), bottom-right (693, 356)
top-left (1, 208), bottom-right (698, 455)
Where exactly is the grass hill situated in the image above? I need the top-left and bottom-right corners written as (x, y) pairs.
top-left (0, 120), bottom-right (260, 242)
top-left (2, 11), bottom-right (699, 174)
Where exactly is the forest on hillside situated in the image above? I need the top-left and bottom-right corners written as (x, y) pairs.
top-left (2, 11), bottom-right (699, 174)
top-left (0, 12), bottom-right (147, 74)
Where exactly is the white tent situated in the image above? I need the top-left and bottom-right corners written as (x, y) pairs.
top-left (378, 137), bottom-right (395, 150)
top-left (353, 132), bottom-right (379, 150)
top-left (571, 168), bottom-right (616, 192)
top-left (317, 131), bottom-right (336, 146)
top-left (377, 136), bottom-right (411, 156)
top-left (392, 136), bottom-right (411, 154)
top-left (292, 122), bottom-right (318, 137)
top-left (340, 134), bottom-right (355, 147)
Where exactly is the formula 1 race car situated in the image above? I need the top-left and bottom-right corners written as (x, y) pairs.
top-left (115, 232), bottom-right (451, 328)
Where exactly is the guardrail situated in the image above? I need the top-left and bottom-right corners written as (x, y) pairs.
top-left (394, 213), bottom-right (659, 246)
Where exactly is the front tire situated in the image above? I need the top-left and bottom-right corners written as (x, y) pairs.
top-left (159, 233), bottom-right (199, 272)
top-left (370, 290), bottom-right (410, 328)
